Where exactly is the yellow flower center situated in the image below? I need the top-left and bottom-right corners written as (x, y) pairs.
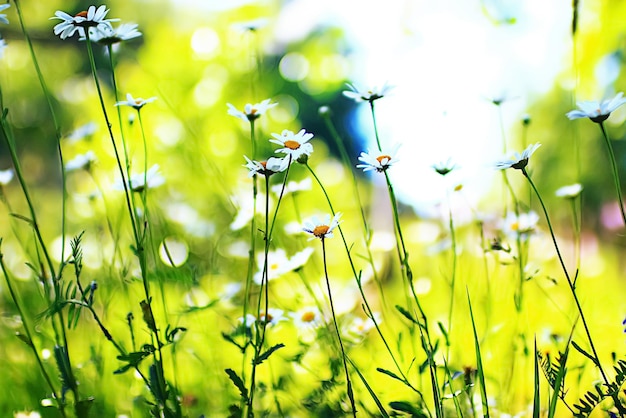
top-left (284, 140), bottom-right (300, 150)
top-left (261, 312), bottom-right (273, 322)
top-left (376, 155), bottom-right (391, 164)
top-left (76, 11), bottom-right (88, 18)
top-left (270, 262), bottom-right (279, 271)
top-left (249, 108), bottom-right (258, 115)
top-left (510, 222), bottom-right (519, 231)
top-left (312, 225), bottom-right (330, 237)
top-left (134, 99), bottom-right (143, 105)
top-left (301, 311), bottom-right (316, 322)
top-left (260, 161), bottom-right (267, 168)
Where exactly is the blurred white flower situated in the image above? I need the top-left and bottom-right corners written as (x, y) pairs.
top-left (243, 155), bottom-right (289, 177)
top-left (14, 412), bottom-right (41, 418)
top-left (66, 122), bottom-right (98, 143)
top-left (555, 183), bottom-right (583, 199)
top-left (343, 82), bottom-right (393, 103)
top-left (83, 22), bottom-right (142, 45)
top-left (51, 5), bottom-right (118, 40)
top-left (65, 151), bottom-right (97, 172)
top-left (231, 18), bottom-right (269, 32)
top-left (502, 211), bottom-right (540, 239)
top-left (270, 129), bottom-right (314, 161)
top-left (114, 164), bottom-right (165, 192)
top-left (566, 92), bottom-right (626, 123)
top-left (270, 177), bottom-right (312, 196)
top-left (356, 145), bottom-right (400, 173)
top-left (303, 212), bottom-right (342, 240)
top-left (227, 99), bottom-right (276, 122)
top-left (258, 308), bottom-right (287, 326)
top-left (115, 93), bottom-right (157, 110)
top-left (432, 158), bottom-right (457, 176)
top-left (0, 4), bottom-right (10, 25)
top-left (0, 168), bottom-right (13, 185)
top-left (345, 314), bottom-right (380, 340)
top-left (254, 247), bottom-right (314, 284)
top-left (0, 39), bottom-right (6, 58)
top-left (494, 143), bottom-right (541, 170)
top-left (290, 306), bottom-right (324, 329)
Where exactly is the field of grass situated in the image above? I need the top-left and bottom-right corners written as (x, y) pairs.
top-left (1, 1), bottom-right (626, 417)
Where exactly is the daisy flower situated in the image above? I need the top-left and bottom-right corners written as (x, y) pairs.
top-left (303, 212), bottom-right (342, 240)
top-left (343, 82), bottom-right (393, 103)
top-left (356, 145), bottom-right (400, 173)
top-left (51, 5), bottom-right (119, 40)
top-left (566, 92), bottom-right (626, 123)
top-left (114, 164), bottom-right (165, 192)
top-left (0, 168), bottom-right (13, 185)
top-left (66, 122), bottom-right (98, 143)
top-left (227, 99), bottom-right (276, 122)
top-left (270, 177), bottom-right (312, 196)
top-left (231, 18), bottom-right (269, 33)
top-left (494, 143), bottom-right (541, 170)
top-left (253, 247), bottom-right (314, 284)
top-left (290, 306), bottom-right (324, 329)
top-left (65, 151), bottom-right (97, 172)
top-left (258, 308), bottom-right (287, 326)
top-left (555, 183), bottom-right (583, 199)
top-left (115, 93), bottom-right (157, 110)
top-left (345, 314), bottom-right (380, 340)
top-left (432, 158), bottom-right (457, 176)
top-left (270, 129), bottom-right (314, 161)
top-left (243, 155), bottom-right (289, 177)
top-left (502, 211), bottom-right (540, 238)
top-left (0, 4), bottom-right (10, 25)
top-left (82, 22), bottom-right (142, 45)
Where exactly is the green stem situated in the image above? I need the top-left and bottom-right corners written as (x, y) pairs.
top-left (0, 242), bottom-right (66, 417)
top-left (522, 168), bottom-right (611, 389)
top-left (369, 101), bottom-right (383, 152)
top-left (14, 0), bottom-right (67, 271)
top-left (305, 163), bottom-right (419, 394)
top-left (320, 111), bottom-right (384, 305)
top-left (321, 238), bottom-right (357, 418)
top-left (598, 122), bottom-right (626, 227)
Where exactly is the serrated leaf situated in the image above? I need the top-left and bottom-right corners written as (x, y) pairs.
top-left (255, 343), bottom-right (285, 365)
top-left (225, 368), bottom-right (248, 401)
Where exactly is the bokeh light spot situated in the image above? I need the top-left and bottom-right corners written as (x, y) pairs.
top-left (191, 28), bottom-right (220, 58)
top-left (279, 52), bottom-right (309, 82)
top-left (159, 237), bottom-right (189, 267)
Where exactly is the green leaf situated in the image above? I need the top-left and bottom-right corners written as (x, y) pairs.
top-left (389, 401), bottom-right (428, 417)
top-left (395, 305), bottom-right (418, 324)
top-left (225, 368), bottom-right (248, 401)
top-left (255, 343), bottom-right (285, 365)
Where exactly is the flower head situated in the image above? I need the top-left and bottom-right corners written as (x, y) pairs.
top-left (270, 129), bottom-right (314, 161)
top-left (433, 158), bottom-right (457, 176)
top-left (243, 155), bottom-right (289, 177)
top-left (257, 308), bottom-right (287, 326)
top-left (356, 145), bottom-right (400, 173)
top-left (0, 4), bottom-right (10, 25)
top-left (0, 168), bottom-right (13, 185)
top-left (502, 211), bottom-right (540, 239)
top-left (270, 177), bottom-right (312, 196)
top-left (555, 183), bottom-right (583, 199)
top-left (290, 306), bottom-right (324, 329)
top-left (115, 93), bottom-right (157, 110)
top-left (566, 92), bottom-right (626, 123)
top-left (343, 83), bottom-right (393, 103)
top-left (51, 5), bottom-right (119, 40)
top-left (66, 122), bottom-right (98, 143)
top-left (494, 143), bottom-right (541, 170)
top-left (65, 151), bottom-right (97, 172)
top-left (114, 164), bottom-right (165, 192)
top-left (82, 22), bottom-right (142, 45)
top-left (227, 99), bottom-right (276, 122)
top-left (303, 212), bottom-right (342, 240)
top-left (254, 247), bottom-right (314, 284)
